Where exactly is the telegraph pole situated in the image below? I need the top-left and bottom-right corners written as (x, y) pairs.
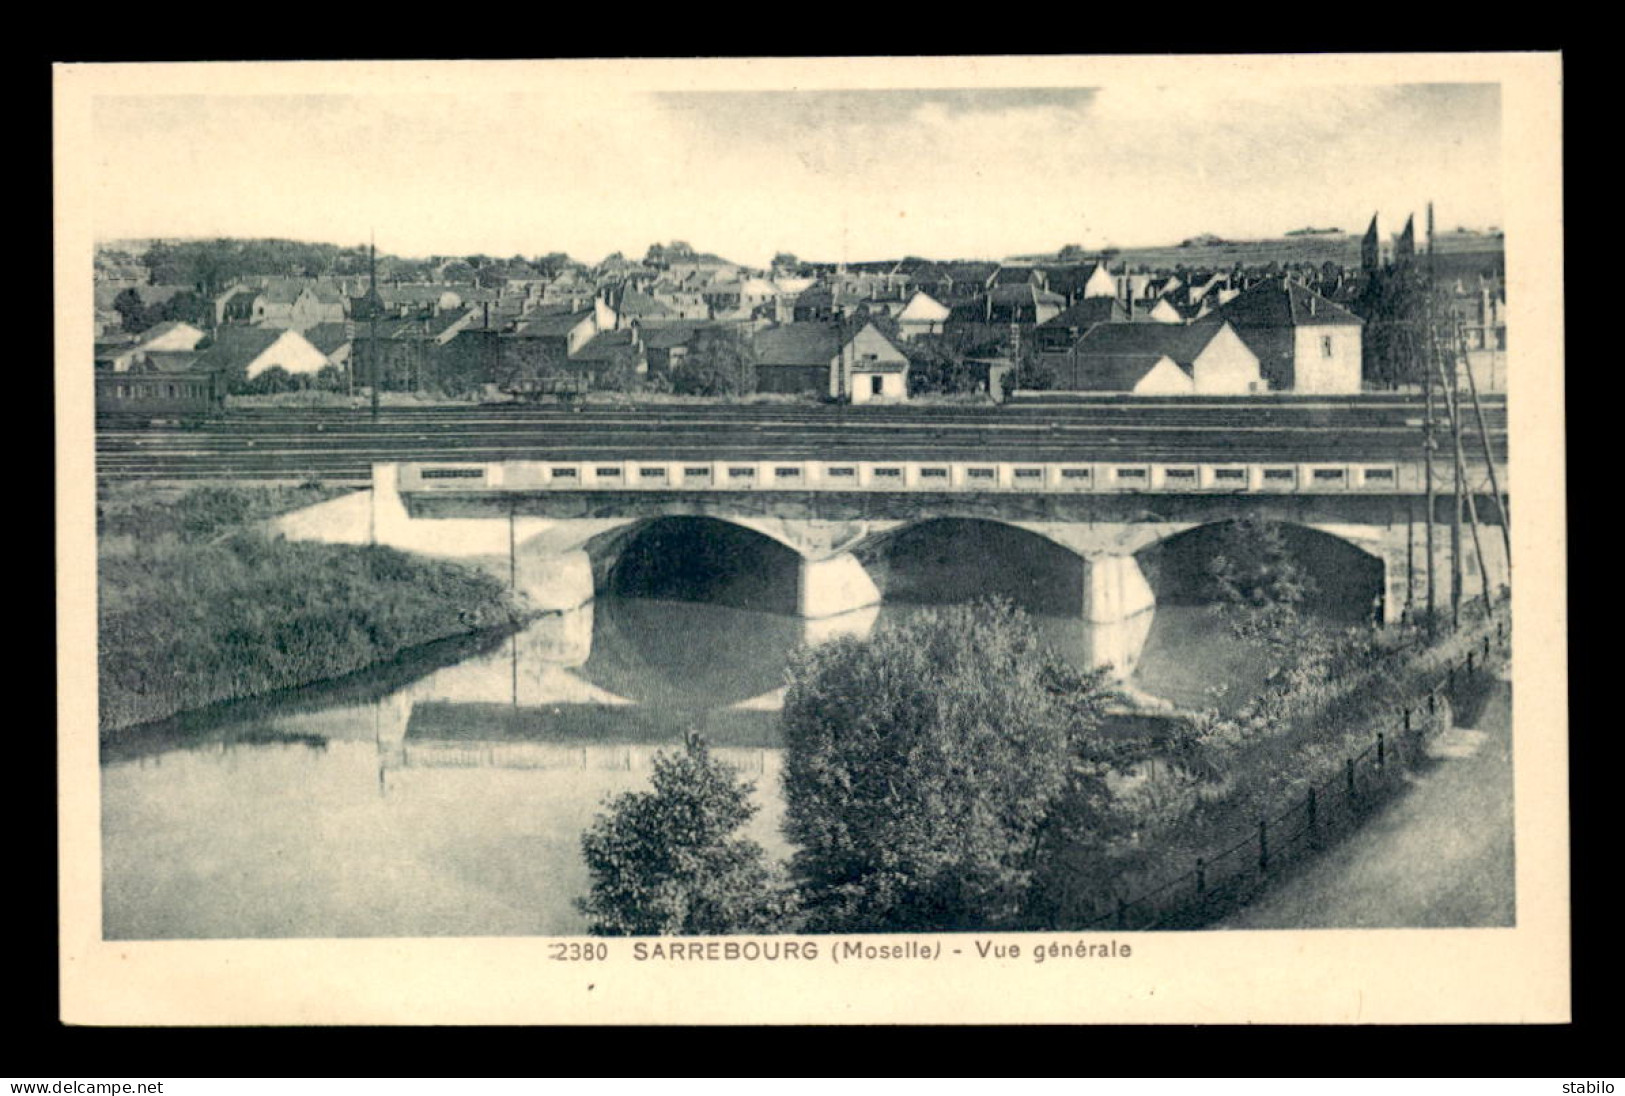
top-left (369, 234), bottom-right (381, 421)
top-left (1436, 333), bottom-right (1496, 615)
top-left (1435, 319), bottom-right (1463, 630)
top-left (1422, 234), bottom-right (1438, 634)
top-left (1458, 317), bottom-right (1512, 583)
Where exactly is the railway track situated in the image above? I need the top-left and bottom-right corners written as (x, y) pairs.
top-left (93, 400), bottom-right (1508, 482)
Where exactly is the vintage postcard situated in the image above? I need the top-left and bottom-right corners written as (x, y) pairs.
top-left (56, 53), bottom-right (1568, 1025)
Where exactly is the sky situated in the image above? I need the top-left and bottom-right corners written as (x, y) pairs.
top-left (90, 79), bottom-right (1502, 267)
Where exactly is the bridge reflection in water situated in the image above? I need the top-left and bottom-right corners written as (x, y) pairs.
top-left (370, 589), bottom-right (1166, 789)
top-left (101, 580), bottom-right (1313, 938)
top-left (370, 597), bottom-right (882, 784)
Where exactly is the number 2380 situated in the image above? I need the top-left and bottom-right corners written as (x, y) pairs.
top-left (550, 942), bottom-right (608, 961)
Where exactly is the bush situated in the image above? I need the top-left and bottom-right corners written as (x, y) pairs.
top-left (779, 600), bottom-right (1114, 932)
top-left (236, 366), bottom-right (304, 395)
top-left (577, 737), bottom-right (794, 935)
top-left (97, 485), bottom-right (522, 730)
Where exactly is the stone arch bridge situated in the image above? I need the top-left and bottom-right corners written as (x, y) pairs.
top-left (273, 457), bottom-right (1509, 674)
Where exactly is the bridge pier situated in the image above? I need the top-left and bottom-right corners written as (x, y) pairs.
top-left (1080, 554), bottom-right (1158, 677)
top-left (515, 548), bottom-right (596, 614)
top-left (798, 552), bottom-right (883, 620)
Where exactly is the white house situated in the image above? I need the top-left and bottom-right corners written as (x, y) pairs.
top-left (753, 321), bottom-right (909, 403)
top-left (1060, 320), bottom-right (1263, 395)
top-left (193, 327), bottom-right (330, 380)
top-left (841, 322), bottom-right (910, 402)
top-left (1208, 276), bottom-right (1364, 393)
top-left (1127, 297), bottom-right (1183, 324)
top-left (896, 291), bottom-right (952, 340)
top-left (102, 321), bottom-right (209, 372)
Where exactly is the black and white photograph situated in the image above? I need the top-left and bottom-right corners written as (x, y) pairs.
top-left (55, 54), bottom-right (1567, 1025)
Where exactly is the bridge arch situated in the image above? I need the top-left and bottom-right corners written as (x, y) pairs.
top-left (852, 516), bottom-right (1089, 617)
top-left (581, 514), bottom-right (808, 616)
top-left (1134, 518), bottom-right (1388, 624)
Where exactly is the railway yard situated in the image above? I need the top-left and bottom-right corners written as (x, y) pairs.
top-left (95, 396), bottom-right (1507, 482)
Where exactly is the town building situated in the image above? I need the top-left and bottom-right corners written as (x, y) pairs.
top-left (895, 292), bottom-right (952, 340)
top-left (191, 327), bottom-right (329, 383)
top-left (753, 321), bottom-right (909, 403)
top-left (1206, 276), bottom-right (1364, 393)
top-left (251, 280), bottom-right (348, 332)
top-left (95, 320), bottom-right (209, 373)
top-left (1047, 320), bottom-right (1263, 395)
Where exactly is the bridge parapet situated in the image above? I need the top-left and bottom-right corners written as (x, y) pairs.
top-left (396, 456), bottom-right (1490, 497)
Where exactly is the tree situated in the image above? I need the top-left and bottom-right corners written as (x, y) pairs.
top-left (905, 335), bottom-right (979, 396)
top-left (576, 737), bottom-right (793, 935)
top-left (149, 289), bottom-right (212, 330)
top-left (1355, 265), bottom-right (1436, 389)
top-left (1205, 518), bottom-right (1318, 644)
top-left (671, 327), bottom-right (756, 396)
top-left (779, 600), bottom-right (1114, 932)
top-left (113, 288), bottom-right (150, 333)
top-left (1056, 244), bottom-right (1087, 262)
top-left (1011, 342), bottom-right (1056, 392)
top-left (533, 252), bottom-right (573, 277)
top-left (237, 366), bottom-right (302, 396)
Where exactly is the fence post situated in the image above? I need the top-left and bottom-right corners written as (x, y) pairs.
top-left (1377, 732), bottom-right (1386, 771)
top-left (1468, 650), bottom-right (1475, 676)
top-left (1258, 818), bottom-right (1269, 875)
top-left (1306, 787), bottom-right (1318, 846)
top-left (1449, 664), bottom-right (1456, 694)
top-left (1403, 708), bottom-right (1411, 735)
top-left (1195, 858), bottom-right (1206, 898)
top-left (1428, 690), bottom-right (1437, 717)
top-left (1346, 757), bottom-right (1357, 802)
top-left (1117, 897), bottom-right (1128, 930)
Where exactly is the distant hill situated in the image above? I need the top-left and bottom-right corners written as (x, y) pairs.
top-left (1010, 228), bottom-right (1503, 274)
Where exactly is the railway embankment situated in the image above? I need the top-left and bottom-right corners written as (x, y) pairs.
top-left (96, 481), bottom-right (532, 733)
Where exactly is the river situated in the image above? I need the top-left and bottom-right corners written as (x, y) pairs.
top-left (102, 527), bottom-right (1365, 939)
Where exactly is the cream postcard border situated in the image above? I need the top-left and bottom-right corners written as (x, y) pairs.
top-left (55, 53), bottom-right (1568, 1026)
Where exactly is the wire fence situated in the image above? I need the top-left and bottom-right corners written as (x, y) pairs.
top-left (1071, 600), bottom-right (1511, 931)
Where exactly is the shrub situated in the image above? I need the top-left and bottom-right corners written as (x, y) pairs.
top-left (779, 600), bottom-right (1114, 932)
top-left (576, 737), bottom-right (794, 935)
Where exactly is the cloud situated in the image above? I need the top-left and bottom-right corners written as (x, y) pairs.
top-left (91, 81), bottom-right (1502, 266)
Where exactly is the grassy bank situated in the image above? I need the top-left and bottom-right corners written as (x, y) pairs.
top-left (1041, 602), bottom-right (1510, 928)
top-left (97, 482), bottom-right (527, 733)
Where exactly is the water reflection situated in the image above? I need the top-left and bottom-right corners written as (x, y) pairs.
top-left (102, 587), bottom-right (1271, 939)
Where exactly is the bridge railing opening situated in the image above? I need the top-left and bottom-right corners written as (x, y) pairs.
top-left (394, 458), bottom-right (1470, 496)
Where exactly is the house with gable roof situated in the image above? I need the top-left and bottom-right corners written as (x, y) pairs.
top-left (251, 280), bottom-right (348, 332)
top-left (97, 320), bottom-right (209, 373)
top-left (1049, 320), bottom-right (1262, 395)
top-left (895, 291), bottom-right (952, 340)
top-left (1206, 275), bottom-right (1364, 393)
top-left (191, 327), bottom-right (329, 387)
top-left (753, 321), bottom-right (909, 403)
top-left (1042, 262), bottom-right (1118, 304)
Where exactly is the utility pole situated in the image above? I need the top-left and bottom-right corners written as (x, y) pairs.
top-left (1444, 322), bottom-right (1463, 630)
top-left (1422, 254), bottom-right (1438, 634)
top-left (1457, 317), bottom-right (1512, 585)
top-left (369, 234), bottom-right (381, 421)
top-left (1436, 333), bottom-right (1496, 616)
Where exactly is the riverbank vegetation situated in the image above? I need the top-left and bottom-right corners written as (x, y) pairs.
top-left (579, 601), bottom-right (1125, 935)
top-left (578, 521), bottom-right (1506, 935)
top-left (97, 482), bottom-right (526, 732)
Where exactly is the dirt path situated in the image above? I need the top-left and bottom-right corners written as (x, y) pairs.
top-left (1221, 673), bottom-right (1515, 930)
